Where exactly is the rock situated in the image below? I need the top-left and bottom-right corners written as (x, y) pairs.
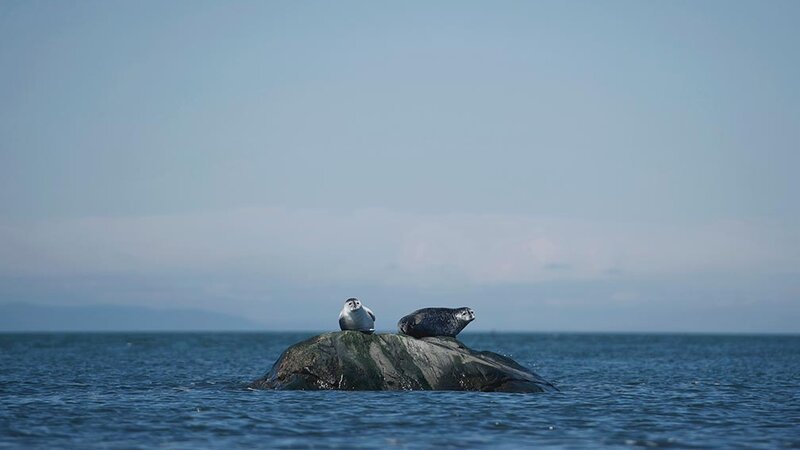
top-left (250, 331), bottom-right (557, 393)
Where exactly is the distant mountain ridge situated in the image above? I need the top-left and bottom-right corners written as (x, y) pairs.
top-left (0, 302), bottom-right (265, 332)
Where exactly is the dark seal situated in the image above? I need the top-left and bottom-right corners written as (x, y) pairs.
top-left (397, 307), bottom-right (475, 338)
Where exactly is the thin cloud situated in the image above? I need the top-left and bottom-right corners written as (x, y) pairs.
top-left (0, 207), bottom-right (796, 286)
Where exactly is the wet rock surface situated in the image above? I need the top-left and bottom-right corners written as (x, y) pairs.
top-left (250, 331), bottom-right (557, 393)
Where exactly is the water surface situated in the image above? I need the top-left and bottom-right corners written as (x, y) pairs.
top-left (1, 332), bottom-right (798, 448)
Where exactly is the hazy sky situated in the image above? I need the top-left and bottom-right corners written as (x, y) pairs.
top-left (1, 1), bottom-right (798, 332)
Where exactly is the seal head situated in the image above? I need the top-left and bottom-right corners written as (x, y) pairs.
top-left (338, 297), bottom-right (376, 334)
top-left (397, 307), bottom-right (475, 338)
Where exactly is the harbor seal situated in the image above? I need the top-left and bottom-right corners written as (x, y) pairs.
top-left (338, 298), bottom-right (376, 334)
top-left (397, 307), bottom-right (475, 338)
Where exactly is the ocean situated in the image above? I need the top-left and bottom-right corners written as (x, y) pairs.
top-left (1, 332), bottom-right (798, 449)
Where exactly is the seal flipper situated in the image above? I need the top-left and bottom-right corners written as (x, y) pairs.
top-left (365, 307), bottom-right (376, 322)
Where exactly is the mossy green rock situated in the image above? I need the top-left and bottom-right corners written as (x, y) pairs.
top-left (250, 331), bottom-right (557, 393)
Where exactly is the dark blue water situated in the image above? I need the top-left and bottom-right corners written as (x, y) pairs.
top-left (1, 332), bottom-right (798, 449)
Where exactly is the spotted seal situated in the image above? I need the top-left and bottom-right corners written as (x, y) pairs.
top-left (338, 297), bottom-right (375, 334)
top-left (397, 307), bottom-right (475, 338)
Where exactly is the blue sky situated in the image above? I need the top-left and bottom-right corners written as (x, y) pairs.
top-left (1, 1), bottom-right (798, 332)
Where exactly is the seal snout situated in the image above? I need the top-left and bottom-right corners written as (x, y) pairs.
top-left (345, 297), bottom-right (361, 310)
top-left (466, 308), bottom-right (475, 322)
top-left (458, 307), bottom-right (475, 323)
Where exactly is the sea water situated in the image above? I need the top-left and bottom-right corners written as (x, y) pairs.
top-left (1, 332), bottom-right (798, 449)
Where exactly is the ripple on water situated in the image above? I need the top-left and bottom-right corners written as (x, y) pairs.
top-left (0, 333), bottom-right (799, 449)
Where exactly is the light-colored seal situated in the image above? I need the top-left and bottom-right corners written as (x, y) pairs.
top-left (338, 297), bottom-right (375, 334)
top-left (397, 307), bottom-right (475, 338)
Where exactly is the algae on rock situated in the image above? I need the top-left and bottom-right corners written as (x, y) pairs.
top-left (250, 331), bottom-right (557, 393)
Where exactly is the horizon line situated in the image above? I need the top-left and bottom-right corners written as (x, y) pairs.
top-left (1, 329), bottom-right (797, 336)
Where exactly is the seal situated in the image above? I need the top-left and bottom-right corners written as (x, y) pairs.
top-left (338, 297), bottom-right (376, 334)
top-left (397, 307), bottom-right (475, 338)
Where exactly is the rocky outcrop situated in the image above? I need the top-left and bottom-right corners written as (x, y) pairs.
top-left (250, 331), bottom-right (557, 393)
